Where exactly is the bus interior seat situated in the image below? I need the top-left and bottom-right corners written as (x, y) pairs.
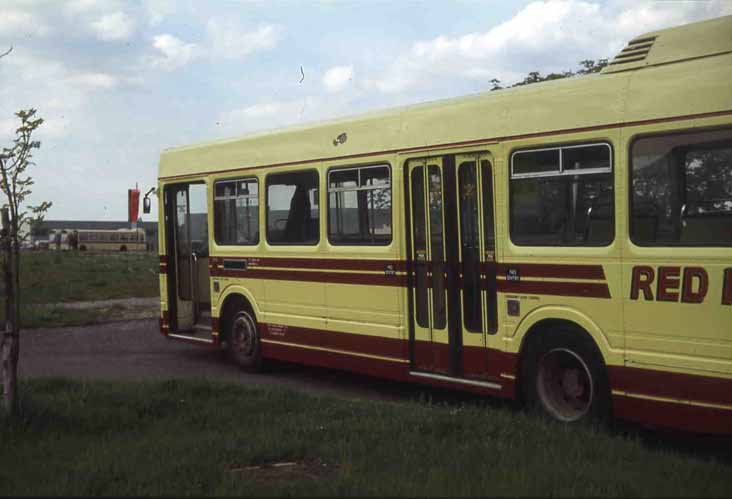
top-left (585, 203), bottom-right (614, 244)
top-left (283, 185), bottom-right (312, 242)
top-left (631, 202), bottom-right (659, 243)
top-left (681, 215), bottom-right (732, 243)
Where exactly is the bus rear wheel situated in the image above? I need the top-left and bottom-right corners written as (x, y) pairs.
top-left (227, 309), bottom-right (263, 372)
top-left (521, 328), bottom-right (610, 424)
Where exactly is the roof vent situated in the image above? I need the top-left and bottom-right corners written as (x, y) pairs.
top-left (608, 35), bottom-right (657, 66)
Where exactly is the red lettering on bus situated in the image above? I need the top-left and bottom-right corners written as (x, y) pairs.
top-left (656, 266), bottom-right (681, 302)
top-left (630, 266), bottom-right (655, 301)
top-left (723, 269), bottom-right (732, 306)
top-left (681, 267), bottom-right (709, 304)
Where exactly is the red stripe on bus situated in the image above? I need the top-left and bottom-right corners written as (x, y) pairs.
top-left (209, 258), bottom-right (611, 298)
top-left (260, 340), bottom-right (512, 398)
top-left (496, 279), bottom-right (611, 299)
top-left (259, 323), bottom-right (517, 391)
top-left (159, 310), bottom-right (169, 337)
top-left (210, 256), bottom-right (407, 273)
top-left (211, 267), bottom-right (407, 287)
top-left (158, 109), bottom-right (732, 181)
top-left (612, 394), bottom-right (732, 435)
top-left (262, 339), bottom-right (409, 381)
top-left (209, 256), bottom-right (605, 283)
top-left (494, 263), bottom-right (606, 280)
top-left (259, 323), bottom-right (409, 360)
top-left (608, 365), bottom-right (732, 407)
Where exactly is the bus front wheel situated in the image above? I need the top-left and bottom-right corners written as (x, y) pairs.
top-left (521, 328), bottom-right (610, 424)
top-left (227, 308), bottom-right (263, 372)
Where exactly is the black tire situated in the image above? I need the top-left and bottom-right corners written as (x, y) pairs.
top-left (521, 327), bottom-right (610, 424)
top-left (226, 308), bottom-right (263, 372)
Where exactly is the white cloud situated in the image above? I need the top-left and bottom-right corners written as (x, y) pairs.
top-left (145, 20), bottom-right (281, 71)
top-left (64, 0), bottom-right (104, 16)
top-left (71, 72), bottom-right (119, 89)
top-left (323, 65), bottom-right (354, 92)
top-left (216, 96), bottom-right (337, 135)
top-left (206, 19), bottom-right (282, 60)
top-left (144, 0), bottom-right (176, 26)
top-left (149, 34), bottom-right (201, 70)
top-left (0, 118), bottom-right (17, 139)
top-left (90, 11), bottom-right (136, 41)
top-left (0, 51), bottom-right (125, 143)
top-left (0, 8), bottom-right (51, 37)
top-left (364, 0), bottom-right (732, 94)
top-left (218, 100), bottom-right (303, 133)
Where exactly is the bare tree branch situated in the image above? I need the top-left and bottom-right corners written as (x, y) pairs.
top-left (0, 46), bottom-right (13, 60)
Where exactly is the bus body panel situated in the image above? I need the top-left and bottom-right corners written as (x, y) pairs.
top-left (157, 16), bottom-right (732, 435)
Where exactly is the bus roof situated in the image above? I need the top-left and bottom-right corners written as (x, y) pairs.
top-left (159, 15), bottom-right (732, 180)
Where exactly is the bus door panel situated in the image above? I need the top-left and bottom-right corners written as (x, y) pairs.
top-left (167, 182), bottom-right (210, 332)
top-left (408, 158), bottom-right (450, 373)
top-left (455, 154), bottom-right (498, 378)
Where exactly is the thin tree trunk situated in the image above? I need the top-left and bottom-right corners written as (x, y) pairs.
top-left (1, 207), bottom-right (18, 417)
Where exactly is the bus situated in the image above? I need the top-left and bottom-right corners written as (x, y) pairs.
top-left (52, 228), bottom-right (147, 252)
top-left (155, 16), bottom-right (732, 435)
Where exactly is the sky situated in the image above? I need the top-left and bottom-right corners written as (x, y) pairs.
top-left (0, 0), bottom-right (730, 222)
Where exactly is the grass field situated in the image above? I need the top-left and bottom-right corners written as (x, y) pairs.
top-left (1, 251), bottom-right (158, 327)
top-left (1, 378), bottom-right (730, 497)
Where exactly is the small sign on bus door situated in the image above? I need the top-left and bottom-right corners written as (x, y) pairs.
top-left (506, 268), bottom-right (520, 282)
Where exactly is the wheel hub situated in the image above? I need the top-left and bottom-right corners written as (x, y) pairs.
top-left (536, 348), bottom-right (594, 422)
top-left (232, 314), bottom-right (256, 357)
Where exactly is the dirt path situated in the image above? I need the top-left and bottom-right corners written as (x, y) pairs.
top-left (34, 297), bottom-right (159, 310)
top-left (31, 297), bottom-right (159, 322)
top-left (18, 319), bottom-right (426, 402)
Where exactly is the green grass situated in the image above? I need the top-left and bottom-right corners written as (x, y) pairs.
top-left (1, 378), bottom-right (730, 497)
top-left (11, 251), bottom-right (159, 304)
top-left (0, 251), bottom-right (159, 328)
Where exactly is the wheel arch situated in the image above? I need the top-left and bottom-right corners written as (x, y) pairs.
top-left (512, 306), bottom-right (620, 402)
top-left (216, 285), bottom-right (261, 343)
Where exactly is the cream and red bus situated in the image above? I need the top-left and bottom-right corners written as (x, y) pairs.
top-left (155, 16), bottom-right (732, 434)
top-left (78, 228), bottom-right (146, 252)
top-left (50, 228), bottom-right (146, 252)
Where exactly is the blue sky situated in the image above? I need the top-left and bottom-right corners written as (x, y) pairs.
top-left (1, 0), bottom-right (730, 221)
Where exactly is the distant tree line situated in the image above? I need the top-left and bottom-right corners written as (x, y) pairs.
top-left (489, 59), bottom-right (609, 91)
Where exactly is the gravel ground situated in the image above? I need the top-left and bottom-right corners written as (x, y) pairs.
top-left (18, 319), bottom-right (425, 402)
top-left (31, 297), bottom-right (159, 322)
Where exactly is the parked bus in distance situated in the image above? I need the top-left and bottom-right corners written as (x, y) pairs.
top-left (155, 16), bottom-right (732, 435)
top-left (51, 228), bottom-right (146, 252)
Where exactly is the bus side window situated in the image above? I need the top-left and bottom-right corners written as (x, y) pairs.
top-left (214, 178), bottom-right (259, 246)
top-left (509, 143), bottom-right (614, 246)
top-left (327, 164), bottom-right (392, 245)
top-left (266, 170), bottom-right (320, 245)
top-left (631, 129), bottom-right (732, 246)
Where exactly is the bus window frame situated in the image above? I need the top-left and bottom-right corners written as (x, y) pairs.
top-left (265, 168), bottom-right (321, 246)
top-left (508, 140), bottom-right (615, 247)
top-left (628, 126), bottom-right (732, 248)
top-left (326, 162), bottom-right (393, 247)
top-left (213, 175), bottom-right (260, 247)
